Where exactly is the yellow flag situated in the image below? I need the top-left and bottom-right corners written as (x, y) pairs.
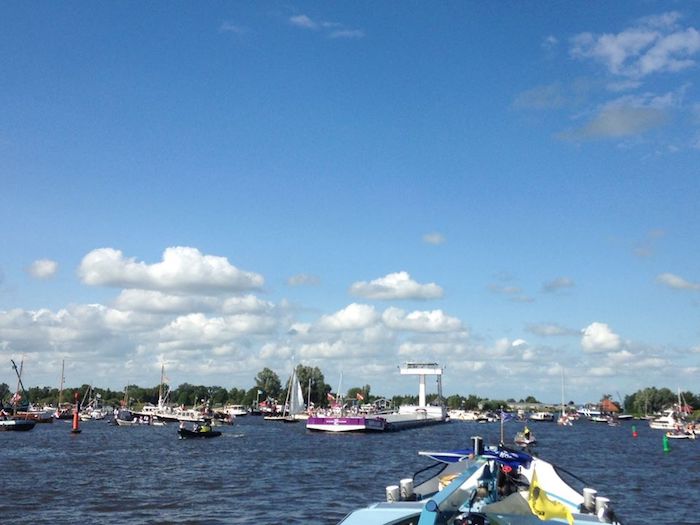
top-left (528, 472), bottom-right (574, 524)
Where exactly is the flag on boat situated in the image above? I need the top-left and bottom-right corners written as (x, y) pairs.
top-left (258, 389), bottom-right (263, 395)
top-left (500, 410), bottom-right (515, 422)
top-left (356, 392), bottom-right (364, 401)
top-left (528, 472), bottom-right (574, 525)
top-left (327, 393), bottom-right (335, 402)
top-left (10, 392), bottom-right (22, 404)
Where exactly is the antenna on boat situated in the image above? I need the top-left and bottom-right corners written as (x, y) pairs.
top-left (499, 405), bottom-right (504, 445)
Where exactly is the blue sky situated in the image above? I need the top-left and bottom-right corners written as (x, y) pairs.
top-left (1, 2), bottom-right (699, 403)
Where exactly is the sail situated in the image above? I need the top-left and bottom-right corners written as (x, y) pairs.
top-left (290, 374), bottom-right (305, 415)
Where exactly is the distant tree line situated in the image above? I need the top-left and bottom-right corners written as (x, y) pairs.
top-left (623, 387), bottom-right (698, 416)
top-left (2, 367), bottom-right (698, 415)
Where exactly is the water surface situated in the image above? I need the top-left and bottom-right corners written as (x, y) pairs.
top-left (2, 417), bottom-right (698, 524)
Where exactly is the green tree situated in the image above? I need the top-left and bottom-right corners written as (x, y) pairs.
top-left (294, 365), bottom-right (332, 407)
top-left (254, 368), bottom-right (282, 401)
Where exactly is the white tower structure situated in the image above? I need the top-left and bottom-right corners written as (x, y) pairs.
top-left (399, 362), bottom-right (443, 408)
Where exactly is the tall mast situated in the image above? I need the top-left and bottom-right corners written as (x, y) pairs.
top-left (307, 377), bottom-right (312, 411)
top-left (561, 365), bottom-right (565, 417)
top-left (158, 364), bottom-right (164, 407)
top-left (283, 368), bottom-right (293, 417)
top-left (58, 360), bottom-right (65, 406)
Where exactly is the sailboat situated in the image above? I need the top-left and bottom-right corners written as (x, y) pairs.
top-left (53, 360), bottom-right (73, 419)
top-left (289, 372), bottom-right (307, 420)
top-left (265, 366), bottom-right (305, 422)
top-left (0, 359), bottom-right (37, 431)
top-left (557, 366), bottom-right (573, 426)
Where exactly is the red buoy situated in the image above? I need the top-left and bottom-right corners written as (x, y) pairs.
top-left (71, 392), bottom-right (81, 434)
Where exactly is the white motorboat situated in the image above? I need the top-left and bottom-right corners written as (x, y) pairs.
top-left (337, 436), bottom-right (623, 525)
top-left (529, 411), bottom-right (554, 422)
top-left (649, 407), bottom-right (685, 430)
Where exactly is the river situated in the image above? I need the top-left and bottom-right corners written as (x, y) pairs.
top-left (2, 415), bottom-right (698, 524)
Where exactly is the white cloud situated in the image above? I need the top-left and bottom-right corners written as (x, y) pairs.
top-left (287, 273), bottom-right (320, 286)
top-left (113, 290), bottom-right (217, 314)
top-left (219, 21), bottom-right (249, 35)
top-left (398, 341), bottom-right (468, 356)
top-left (382, 307), bottom-right (463, 333)
top-left (329, 29), bottom-right (364, 39)
top-left (542, 35), bottom-right (558, 51)
top-left (526, 323), bottom-right (578, 337)
top-left (316, 303), bottom-right (379, 332)
top-left (542, 276), bottom-right (575, 292)
top-left (159, 312), bottom-right (278, 345)
top-left (350, 271), bottom-right (443, 300)
top-left (513, 82), bottom-right (569, 110)
top-left (561, 104), bottom-right (667, 140)
top-left (488, 283), bottom-right (534, 303)
top-left (221, 295), bottom-right (274, 314)
top-left (581, 322), bottom-right (622, 352)
top-left (288, 14), bottom-right (363, 39)
top-left (289, 15), bottom-right (317, 29)
top-left (656, 272), bottom-right (700, 291)
top-left (422, 232), bottom-right (446, 245)
top-left (27, 259), bottom-right (58, 279)
top-left (570, 12), bottom-right (700, 79)
top-left (79, 247), bottom-right (264, 294)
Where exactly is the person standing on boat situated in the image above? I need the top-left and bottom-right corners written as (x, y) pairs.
top-left (523, 425), bottom-right (531, 439)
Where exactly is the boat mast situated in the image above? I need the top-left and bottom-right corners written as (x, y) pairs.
top-left (307, 377), bottom-right (312, 412)
top-left (58, 360), bottom-right (65, 406)
top-left (158, 364), bottom-right (164, 408)
top-left (560, 365), bottom-right (565, 417)
top-left (283, 368), bottom-right (294, 417)
top-left (10, 358), bottom-right (26, 415)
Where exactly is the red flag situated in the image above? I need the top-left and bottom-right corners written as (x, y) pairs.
top-left (356, 392), bottom-right (364, 401)
top-left (327, 392), bottom-right (335, 402)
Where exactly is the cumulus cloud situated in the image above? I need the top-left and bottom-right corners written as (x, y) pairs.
top-left (350, 271), bottom-right (443, 300)
top-left (79, 247), bottom-right (264, 294)
top-left (27, 259), bottom-right (58, 279)
top-left (656, 272), bottom-right (700, 291)
top-left (570, 11), bottom-right (700, 79)
top-left (316, 303), bottom-right (379, 332)
top-left (398, 341), bottom-right (469, 357)
top-left (159, 312), bottom-right (278, 345)
top-left (581, 322), bottom-right (622, 352)
top-left (382, 307), bottom-right (463, 333)
top-left (113, 290), bottom-right (217, 314)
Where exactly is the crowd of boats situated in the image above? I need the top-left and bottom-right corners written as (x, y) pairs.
top-left (2, 360), bottom-right (697, 443)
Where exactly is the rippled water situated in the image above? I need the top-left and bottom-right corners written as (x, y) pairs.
top-left (2, 416), bottom-right (698, 524)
